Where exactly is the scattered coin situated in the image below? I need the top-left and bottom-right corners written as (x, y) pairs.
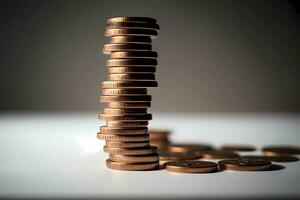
top-left (220, 144), bottom-right (256, 152)
top-left (202, 150), bottom-right (239, 160)
top-left (103, 108), bottom-right (147, 115)
top-left (109, 153), bottom-right (159, 163)
top-left (107, 17), bottom-right (157, 24)
top-left (106, 21), bottom-right (159, 30)
top-left (107, 102), bottom-right (151, 108)
top-left (102, 81), bottom-right (158, 88)
top-left (105, 28), bottom-right (158, 38)
top-left (110, 36), bottom-right (152, 44)
top-left (106, 121), bottom-right (149, 127)
top-left (102, 88), bottom-right (147, 96)
top-left (100, 126), bottom-right (148, 135)
top-left (164, 161), bottom-right (218, 173)
top-left (111, 51), bottom-right (158, 59)
top-left (149, 129), bottom-right (171, 140)
top-left (159, 149), bottom-right (202, 161)
top-left (218, 158), bottom-right (272, 171)
top-left (108, 73), bottom-right (155, 81)
top-left (99, 113), bottom-right (152, 121)
top-left (107, 58), bottom-right (157, 66)
top-left (262, 145), bottom-right (300, 156)
top-left (97, 133), bottom-right (149, 142)
top-left (105, 140), bottom-right (150, 148)
top-left (100, 95), bottom-right (152, 102)
top-left (241, 155), bottom-right (299, 163)
top-left (104, 146), bottom-right (157, 155)
top-left (103, 43), bottom-right (152, 54)
top-left (108, 66), bottom-right (156, 74)
top-left (106, 159), bottom-right (159, 171)
top-left (169, 143), bottom-right (213, 153)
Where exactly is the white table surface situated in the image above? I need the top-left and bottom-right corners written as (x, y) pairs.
top-left (1, 112), bottom-right (300, 199)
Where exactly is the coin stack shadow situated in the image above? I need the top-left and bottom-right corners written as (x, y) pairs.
top-left (97, 17), bottom-right (160, 171)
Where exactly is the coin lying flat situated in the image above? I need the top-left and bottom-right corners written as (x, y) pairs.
top-left (109, 66), bottom-right (156, 74)
top-left (108, 102), bottom-right (151, 108)
top-left (103, 43), bottom-right (152, 54)
top-left (220, 145), bottom-right (256, 152)
top-left (107, 17), bottom-right (157, 24)
top-left (106, 159), bottom-right (159, 171)
top-left (218, 158), bottom-right (272, 171)
top-left (103, 108), bottom-right (147, 115)
top-left (110, 36), bottom-right (152, 44)
top-left (241, 155), bottom-right (299, 163)
top-left (99, 113), bottom-right (152, 121)
top-left (108, 73), bottom-right (156, 81)
top-left (100, 95), bottom-right (152, 102)
top-left (202, 150), bottom-right (239, 160)
top-left (102, 88), bottom-right (147, 96)
top-left (104, 146), bottom-right (157, 155)
top-left (107, 58), bottom-right (157, 66)
top-left (102, 81), bottom-right (158, 88)
top-left (169, 143), bottom-right (213, 153)
top-left (105, 28), bottom-right (158, 38)
top-left (111, 51), bottom-right (158, 59)
top-left (109, 153), bottom-right (159, 163)
top-left (97, 133), bottom-right (149, 142)
top-left (164, 161), bottom-right (218, 173)
top-left (106, 21), bottom-right (159, 30)
top-left (107, 121), bottom-right (149, 127)
top-left (105, 140), bottom-right (150, 148)
top-left (100, 126), bottom-right (148, 135)
top-left (159, 150), bottom-right (202, 161)
top-left (149, 129), bottom-right (171, 140)
top-left (262, 146), bottom-right (300, 156)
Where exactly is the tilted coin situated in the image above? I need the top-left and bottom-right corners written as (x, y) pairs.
top-left (102, 81), bottom-right (158, 88)
top-left (220, 144), bottom-right (256, 152)
top-left (105, 140), bottom-right (150, 148)
top-left (100, 126), bottom-right (148, 135)
top-left (103, 43), bottom-right (152, 54)
top-left (218, 158), bottom-right (272, 171)
top-left (202, 150), bottom-right (239, 160)
top-left (110, 36), bottom-right (151, 44)
top-left (106, 159), bottom-right (159, 171)
top-left (169, 143), bottom-right (213, 153)
top-left (111, 51), bottom-right (158, 59)
top-left (107, 121), bottom-right (149, 127)
top-left (108, 66), bottom-right (156, 74)
top-left (159, 150), bottom-right (202, 161)
top-left (262, 145), bottom-right (300, 156)
top-left (164, 161), bottom-right (218, 173)
top-left (102, 88), bottom-right (147, 96)
top-left (149, 129), bottom-right (171, 140)
top-left (107, 17), bottom-right (157, 24)
top-left (108, 102), bottom-right (151, 108)
top-left (108, 73), bottom-right (155, 81)
top-left (103, 108), bottom-right (147, 115)
top-left (109, 153), bottom-right (159, 163)
top-left (97, 133), bottom-right (149, 142)
top-left (99, 113), bottom-right (152, 121)
top-left (105, 28), bottom-right (158, 38)
top-left (104, 146), bottom-right (157, 155)
top-left (241, 155), bottom-right (299, 163)
top-left (106, 21), bottom-right (159, 30)
top-left (100, 95), bottom-right (152, 102)
top-left (107, 58), bottom-right (157, 66)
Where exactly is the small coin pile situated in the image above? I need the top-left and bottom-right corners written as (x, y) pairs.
top-left (97, 17), bottom-right (160, 171)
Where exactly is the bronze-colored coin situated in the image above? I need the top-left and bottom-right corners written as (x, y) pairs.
top-left (106, 159), bottom-right (159, 171)
top-left (107, 121), bottom-right (149, 127)
top-left (107, 58), bottom-right (157, 66)
top-left (202, 150), bottom-right (239, 160)
top-left (108, 102), bottom-right (151, 108)
top-left (109, 153), bottom-right (159, 163)
top-left (218, 158), bottom-right (272, 171)
top-left (102, 88), bottom-right (147, 96)
top-left (103, 108), bottom-right (147, 115)
top-left (149, 129), bottom-right (171, 140)
top-left (262, 145), bottom-right (300, 156)
top-left (169, 143), bottom-right (213, 153)
top-left (110, 36), bottom-right (151, 44)
top-left (102, 81), bottom-right (158, 88)
top-left (220, 145), bottom-right (256, 152)
top-left (111, 51), bottom-right (158, 59)
top-left (100, 95), bottom-right (152, 102)
top-left (100, 126), bottom-right (148, 135)
top-left (97, 133), bottom-right (149, 142)
top-left (159, 150), bottom-right (202, 161)
top-left (241, 155), bottom-right (299, 163)
top-left (103, 43), bottom-right (152, 54)
top-left (105, 28), bottom-right (158, 38)
top-left (106, 22), bottom-right (159, 30)
top-left (164, 161), bottom-right (218, 173)
top-left (150, 140), bottom-right (170, 149)
top-left (99, 113), bottom-right (152, 121)
top-left (104, 146), bottom-right (157, 155)
top-left (108, 66), bottom-right (156, 74)
top-left (105, 140), bottom-right (150, 148)
top-left (107, 17), bottom-right (157, 24)
top-left (108, 73), bottom-right (155, 81)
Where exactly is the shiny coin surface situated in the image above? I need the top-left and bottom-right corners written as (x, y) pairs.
top-left (99, 113), bottom-right (152, 121)
top-left (100, 95), bottom-right (152, 102)
top-left (241, 155), bottom-right (299, 163)
top-left (111, 51), bottom-right (158, 59)
top-left (262, 146), bottom-right (300, 156)
top-left (169, 143), bottom-right (213, 153)
top-left (164, 161), bottom-right (218, 173)
top-left (106, 159), bottom-right (159, 171)
top-left (103, 108), bottom-right (147, 115)
top-left (97, 133), bottom-right (149, 142)
top-left (159, 150), bottom-right (202, 161)
top-left (107, 121), bottom-right (149, 127)
top-left (202, 150), bottom-right (239, 160)
top-left (102, 81), bottom-right (158, 88)
top-left (103, 43), bottom-right (152, 54)
top-left (104, 146), bottom-right (157, 155)
top-left (105, 28), bottom-right (158, 38)
top-left (106, 21), bottom-right (159, 30)
top-left (108, 102), bottom-right (151, 108)
top-left (110, 36), bottom-right (151, 44)
top-left (109, 153), bottom-right (159, 163)
top-left (107, 58), bottom-right (157, 66)
top-left (100, 126), bottom-right (148, 135)
top-left (107, 17), bottom-right (157, 24)
top-left (105, 140), bottom-right (150, 148)
top-left (108, 66), bottom-right (156, 74)
top-left (218, 158), bottom-right (272, 171)
top-left (108, 73), bottom-right (155, 81)
top-left (102, 88), bottom-right (147, 96)
top-left (220, 144), bottom-right (256, 152)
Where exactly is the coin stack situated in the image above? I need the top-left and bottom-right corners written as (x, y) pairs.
top-left (149, 129), bottom-right (171, 149)
top-left (97, 17), bottom-right (160, 171)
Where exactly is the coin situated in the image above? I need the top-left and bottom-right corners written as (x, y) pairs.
top-left (100, 126), bottom-right (148, 135)
top-left (107, 17), bottom-right (157, 24)
top-left (109, 153), bottom-right (159, 163)
top-left (102, 88), bottom-right (147, 96)
top-left (106, 159), bottom-right (159, 171)
top-left (218, 158), bottom-right (272, 171)
top-left (149, 129), bottom-right (171, 140)
top-left (159, 150), bottom-right (202, 161)
top-left (103, 43), bottom-right (152, 54)
top-left (111, 51), bottom-right (158, 59)
top-left (99, 113), bottom-right (152, 121)
top-left (108, 66), bottom-right (156, 74)
top-left (102, 81), bottom-right (158, 88)
top-left (241, 155), bottom-right (299, 163)
top-left (107, 121), bottom-right (149, 127)
top-left (107, 58), bottom-right (157, 66)
top-left (164, 161), bottom-right (218, 173)
top-left (108, 102), bottom-right (151, 108)
top-left (262, 145), bottom-right (300, 156)
top-left (108, 73), bottom-right (155, 81)
top-left (103, 108), bottom-right (147, 115)
top-left (97, 133), bottom-right (149, 142)
top-left (105, 28), bottom-right (158, 38)
top-left (105, 140), bottom-right (150, 148)
top-left (110, 36), bottom-right (151, 44)
top-left (169, 143), bottom-right (213, 153)
top-left (220, 145), bottom-right (256, 152)
top-left (106, 21), bottom-right (159, 30)
top-left (100, 95), bottom-right (152, 102)
top-left (104, 146), bottom-right (157, 155)
top-left (202, 150), bottom-right (239, 159)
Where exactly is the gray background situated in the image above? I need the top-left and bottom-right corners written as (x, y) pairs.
top-left (1, 0), bottom-right (299, 112)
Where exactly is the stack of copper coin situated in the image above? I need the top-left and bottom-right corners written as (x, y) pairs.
top-left (149, 129), bottom-right (171, 148)
top-left (97, 17), bottom-right (160, 171)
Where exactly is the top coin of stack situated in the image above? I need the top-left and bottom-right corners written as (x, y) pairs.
top-left (97, 17), bottom-right (160, 171)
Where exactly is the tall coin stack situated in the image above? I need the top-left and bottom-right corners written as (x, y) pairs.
top-left (97, 17), bottom-right (160, 171)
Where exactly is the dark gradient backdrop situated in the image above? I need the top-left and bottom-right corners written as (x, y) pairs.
top-left (1, 0), bottom-right (299, 112)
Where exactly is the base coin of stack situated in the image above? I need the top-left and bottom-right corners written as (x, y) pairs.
top-left (97, 17), bottom-right (160, 171)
